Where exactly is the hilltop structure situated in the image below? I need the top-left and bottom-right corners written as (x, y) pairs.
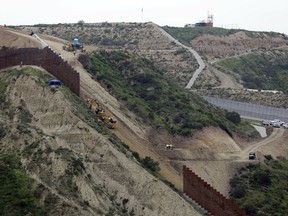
top-left (185, 13), bottom-right (213, 28)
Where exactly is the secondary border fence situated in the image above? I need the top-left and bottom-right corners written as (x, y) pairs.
top-left (203, 96), bottom-right (288, 122)
top-left (183, 166), bottom-right (246, 216)
top-left (0, 47), bottom-right (80, 96)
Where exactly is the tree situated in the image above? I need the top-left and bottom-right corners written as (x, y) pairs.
top-left (77, 20), bottom-right (85, 26)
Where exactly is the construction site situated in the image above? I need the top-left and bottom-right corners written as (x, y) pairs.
top-left (1, 23), bottom-right (288, 216)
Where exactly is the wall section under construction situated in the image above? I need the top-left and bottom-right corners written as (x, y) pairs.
top-left (183, 165), bottom-right (246, 216)
top-left (0, 47), bottom-right (80, 96)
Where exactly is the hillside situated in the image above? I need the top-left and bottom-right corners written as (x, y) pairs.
top-left (18, 22), bottom-right (199, 88)
top-left (163, 26), bottom-right (288, 107)
top-left (2, 23), bottom-right (288, 214)
top-left (0, 67), bottom-right (201, 216)
top-left (20, 23), bottom-right (288, 107)
top-left (230, 156), bottom-right (288, 216)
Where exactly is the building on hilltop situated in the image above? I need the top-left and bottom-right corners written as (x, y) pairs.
top-left (185, 12), bottom-right (213, 28)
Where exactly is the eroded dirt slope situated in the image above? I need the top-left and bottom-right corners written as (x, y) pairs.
top-left (3, 25), bottom-right (288, 201)
top-left (0, 70), bottom-right (201, 216)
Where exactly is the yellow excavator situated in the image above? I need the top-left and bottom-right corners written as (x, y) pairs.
top-left (88, 99), bottom-right (117, 129)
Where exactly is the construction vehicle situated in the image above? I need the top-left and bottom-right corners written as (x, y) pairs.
top-left (95, 107), bottom-right (106, 121)
top-left (88, 99), bottom-right (117, 129)
top-left (103, 116), bottom-right (117, 129)
top-left (71, 38), bottom-right (83, 49)
top-left (63, 43), bottom-right (75, 52)
top-left (89, 99), bottom-right (99, 111)
top-left (249, 152), bottom-right (256, 160)
top-left (63, 38), bottom-right (84, 52)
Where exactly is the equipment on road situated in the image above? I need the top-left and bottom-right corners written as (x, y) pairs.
top-left (165, 144), bottom-right (174, 150)
top-left (249, 152), bottom-right (256, 160)
top-left (103, 116), bottom-right (117, 129)
top-left (63, 43), bottom-right (75, 52)
top-left (72, 38), bottom-right (83, 49)
top-left (63, 38), bottom-right (84, 52)
top-left (89, 99), bottom-right (99, 111)
top-left (88, 99), bottom-right (117, 129)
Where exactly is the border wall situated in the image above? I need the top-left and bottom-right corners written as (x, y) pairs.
top-left (0, 47), bottom-right (80, 96)
top-left (203, 96), bottom-right (288, 122)
top-left (183, 165), bottom-right (246, 216)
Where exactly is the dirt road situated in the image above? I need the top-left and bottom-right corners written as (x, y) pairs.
top-left (234, 127), bottom-right (285, 160)
top-left (153, 24), bottom-right (205, 89)
top-left (182, 127), bottom-right (286, 196)
top-left (36, 34), bottom-right (184, 191)
top-left (5, 27), bottom-right (288, 197)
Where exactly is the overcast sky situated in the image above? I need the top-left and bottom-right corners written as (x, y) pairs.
top-left (1, 0), bottom-right (287, 34)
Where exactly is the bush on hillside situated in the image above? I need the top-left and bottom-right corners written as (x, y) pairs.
top-left (230, 157), bottom-right (288, 216)
top-left (0, 123), bottom-right (5, 138)
top-left (0, 154), bottom-right (47, 215)
top-left (141, 156), bottom-right (160, 172)
top-left (225, 111), bottom-right (241, 124)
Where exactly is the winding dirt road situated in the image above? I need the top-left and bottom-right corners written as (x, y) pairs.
top-left (4, 27), bottom-right (288, 197)
top-left (153, 24), bottom-right (205, 89)
top-left (233, 127), bottom-right (285, 160)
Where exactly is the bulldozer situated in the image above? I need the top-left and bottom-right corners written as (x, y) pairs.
top-left (62, 43), bottom-right (75, 52)
top-left (103, 116), bottom-right (117, 129)
top-left (88, 99), bottom-right (117, 129)
top-left (95, 107), bottom-right (106, 121)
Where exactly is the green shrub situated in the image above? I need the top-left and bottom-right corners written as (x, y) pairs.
top-left (229, 184), bottom-right (246, 199)
top-left (0, 154), bottom-right (47, 215)
top-left (78, 50), bottom-right (243, 137)
top-left (264, 155), bottom-right (273, 160)
top-left (230, 158), bottom-right (288, 215)
top-left (252, 171), bottom-right (271, 186)
top-left (225, 111), bottom-right (241, 124)
top-left (141, 156), bottom-right (160, 172)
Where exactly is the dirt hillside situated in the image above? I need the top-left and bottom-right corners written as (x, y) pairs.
top-left (2, 24), bottom-right (288, 204)
top-left (0, 26), bottom-right (40, 48)
top-left (0, 68), bottom-right (201, 216)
